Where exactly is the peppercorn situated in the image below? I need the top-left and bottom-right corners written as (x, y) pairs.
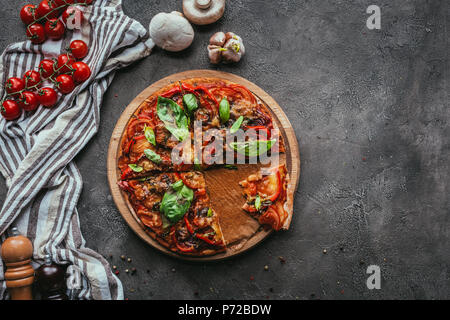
top-left (120, 255), bottom-right (125, 260)
top-left (127, 258), bottom-right (132, 263)
top-left (264, 265), bottom-right (269, 271)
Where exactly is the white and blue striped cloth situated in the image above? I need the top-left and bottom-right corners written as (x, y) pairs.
top-left (0, 0), bottom-right (153, 299)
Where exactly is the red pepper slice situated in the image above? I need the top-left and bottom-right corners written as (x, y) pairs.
top-left (195, 86), bottom-right (219, 112)
top-left (195, 233), bottom-right (221, 246)
top-left (160, 86), bottom-right (182, 98)
top-left (246, 125), bottom-right (271, 138)
top-left (120, 167), bottom-right (132, 180)
top-left (181, 83), bottom-right (198, 96)
top-left (125, 134), bottom-right (145, 154)
top-left (269, 170), bottom-right (282, 202)
top-left (184, 216), bottom-right (194, 234)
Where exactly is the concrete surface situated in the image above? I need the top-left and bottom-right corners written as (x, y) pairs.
top-left (1, 0), bottom-right (449, 299)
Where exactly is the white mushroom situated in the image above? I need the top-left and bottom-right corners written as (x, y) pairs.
top-left (183, 0), bottom-right (226, 25)
top-left (149, 11), bottom-right (194, 52)
top-left (207, 31), bottom-right (245, 64)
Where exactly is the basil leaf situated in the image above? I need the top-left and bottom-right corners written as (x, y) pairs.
top-left (144, 126), bottom-right (156, 146)
top-left (230, 116), bottom-right (244, 134)
top-left (183, 93), bottom-right (198, 115)
top-left (160, 180), bottom-right (194, 223)
top-left (255, 195), bottom-right (261, 210)
top-left (128, 164), bottom-right (143, 172)
top-left (230, 139), bottom-right (276, 157)
top-left (207, 208), bottom-right (213, 217)
top-left (223, 164), bottom-right (237, 170)
top-left (144, 149), bottom-right (161, 164)
top-left (157, 96), bottom-right (190, 141)
top-left (219, 97), bottom-right (230, 123)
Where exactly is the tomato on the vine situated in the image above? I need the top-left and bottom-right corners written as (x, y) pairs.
top-left (18, 91), bottom-right (40, 112)
top-left (57, 54), bottom-right (75, 74)
top-left (71, 61), bottom-right (91, 83)
top-left (38, 87), bottom-right (58, 107)
top-left (20, 4), bottom-right (37, 25)
top-left (39, 59), bottom-right (56, 79)
top-left (1, 100), bottom-right (22, 121)
top-left (37, 0), bottom-right (60, 19)
top-left (69, 40), bottom-right (88, 59)
top-left (23, 70), bottom-right (41, 88)
top-left (55, 74), bottom-right (75, 94)
top-left (44, 18), bottom-right (65, 40)
top-left (62, 6), bottom-right (84, 29)
top-left (5, 77), bottom-right (25, 97)
top-left (26, 24), bottom-right (46, 44)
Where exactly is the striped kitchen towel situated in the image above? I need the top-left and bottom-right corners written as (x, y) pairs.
top-left (0, 0), bottom-right (153, 300)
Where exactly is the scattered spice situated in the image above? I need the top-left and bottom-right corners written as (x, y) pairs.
top-left (114, 94), bottom-right (118, 98)
top-left (194, 291), bottom-right (199, 296)
top-left (109, 254), bottom-right (113, 259)
top-left (130, 288), bottom-right (135, 293)
top-left (362, 157), bottom-right (367, 161)
top-left (125, 269), bottom-right (129, 273)
top-left (269, 288), bottom-right (274, 293)
top-left (250, 276), bottom-right (254, 281)
top-left (115, 270), bottom-right (119, 275)
top-left (323, 249), bottom-right (327, 254)
top-left (112, 265), bottom-right (117, 270)
top-left (146, 269), bottom-right (150, 273)
top-left (278, 256), bottom-right (286, 264)
top-left (171, 268), bottom-right (176, 273)
top-left (120, 255), bottom-right (125, 260)
top-left (360, 260), bottom-right (365, 265)
top-left (264, 265), bottom-right (269, 271)
top-left (131, 267), bottom-right (137, 275)
top-left (127, 258), bottom-right (132, 263)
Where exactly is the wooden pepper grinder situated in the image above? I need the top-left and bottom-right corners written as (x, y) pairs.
top-left (35, 254), bottom-right (68, 300)
top-left (1, 227), bottom-right (35, 300)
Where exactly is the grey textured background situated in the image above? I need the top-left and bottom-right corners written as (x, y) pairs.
top-left (1, 0), bottom-right (449, 299)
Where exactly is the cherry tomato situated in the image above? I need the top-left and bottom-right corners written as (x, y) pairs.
top-left (44, 19), bottom-right (65, 40)
top-left (37, 87), bottom-right (58, 107)
top-left (37, 0), bottom-right (60, 19)
top-left (55, 74), bottom-right (75, 94)
top-left (5, 77), bottom-right (25, 97)
top-left (23, 70), bottom-right (41, 88)
top-left (57, 54), bottom-right (75, 74)
top-left (71, 61), bottom-right (91, 83)
top-left (68, 40), bottom-right (88, 59)
top-left (18, 91), bottom-right (40, 112)
top-left (39, 59), bottom-right (56, 79)
top-left (1, 100), bottom-right (22, 121)
top-left (62, 6), bottom-right (84, 29)
top-left (20, 4), bottom-right (37, 25)
top-left (26, 24), bottom-right (46, 44)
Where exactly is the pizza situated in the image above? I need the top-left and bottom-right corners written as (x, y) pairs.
top-left (238, 165), bottom-right (293, 231)
top-left (117, 77), bottom-right (293, 256)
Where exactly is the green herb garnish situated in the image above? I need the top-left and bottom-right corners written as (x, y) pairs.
top-left (128, 164), bottom-right (143, 172)
top-left (157, 96), bottom-right (190, 142)
top-left (255, 195), bottom-right (261, 210)
top-left (230, 116), bottom-right (244, 134)
top-left (144, 149), bottom-right (161, 164)
top-left (183, 93), bottom-right (198, 115)
top-left (230, 139), bottom-right (276, 157)
top-left (144, 125), bottom-right (156, 146)
top-left (219, 97), bottom-right (230, 123)
top-left (160, 180), bottom-right (194, 223)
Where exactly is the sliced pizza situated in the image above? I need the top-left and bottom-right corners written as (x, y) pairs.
top-left (239, 164), bottom-right (293, 231)
top-left (118, 171), bottom-right (225, 256)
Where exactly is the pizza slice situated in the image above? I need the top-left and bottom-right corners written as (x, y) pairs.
top-left (239, 164), bottom-right (293, 231)
top-left (118, 171), bottom-right (225, 256)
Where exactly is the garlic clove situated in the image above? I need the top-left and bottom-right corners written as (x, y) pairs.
top-left (209, 31), bottom-right (226, 46)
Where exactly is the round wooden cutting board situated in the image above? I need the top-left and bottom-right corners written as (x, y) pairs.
top-left (107, 70), bottom-right (300, 261)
